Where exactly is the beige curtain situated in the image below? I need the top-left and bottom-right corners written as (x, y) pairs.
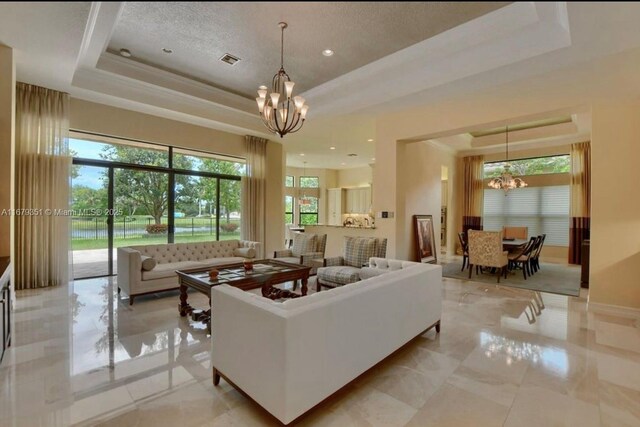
top-left (569, 142), bottom-right (591, 264)
top-left (241, 136), bottom-right (268, 257)
top-left (15, 83), bottom-right (71, 289)
top-left (462, 155), bottom-right (485, 234)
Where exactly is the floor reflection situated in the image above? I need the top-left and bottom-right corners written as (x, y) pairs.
top-left (2, 275), bottom-right (639, 426)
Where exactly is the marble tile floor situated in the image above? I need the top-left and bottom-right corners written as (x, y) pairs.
top-left (1, 276), bottom-right (639, 426)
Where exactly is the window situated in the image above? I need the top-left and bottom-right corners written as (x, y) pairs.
top-left (483, 185), bottom-right (570, 246)
top-left (70, 132), bottom-right (243, 279)
top-left (298, 176), bottom-right (319, 225)
top-left (285, 195), bottom-right (294, 224)
top-left (285, 175), bottom-right (294, 187)
top-left (484, 155), bottom-right (570, 179)
top-left (300, 176), bottom-right (319, 188)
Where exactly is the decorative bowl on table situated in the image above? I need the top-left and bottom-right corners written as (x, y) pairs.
top-left (209, 269), bottom-right (219, 280)
top-left (243, 259), bottom-right (254, 272)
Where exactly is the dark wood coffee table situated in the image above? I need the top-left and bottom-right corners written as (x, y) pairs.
top-left (176, 259), bottom-right (311, 330)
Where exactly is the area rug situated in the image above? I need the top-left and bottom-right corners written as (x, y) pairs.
top-left (441, 260), bottom-right (582, 297)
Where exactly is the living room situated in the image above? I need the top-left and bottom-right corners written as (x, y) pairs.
top-left (1, 2), bottom-right (640, 426)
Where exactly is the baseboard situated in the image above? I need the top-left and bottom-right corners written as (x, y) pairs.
top-left (587, 301), bottom-right (640, 317)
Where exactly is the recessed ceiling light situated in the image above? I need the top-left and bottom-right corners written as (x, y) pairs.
top-left (371, 158), bottom-right (376, 161)
top-left (119, 48), bottom-right (132, 58)
top-left (341, 162), bottom-right (346, 165)
top-left (322, 49), bottom-right (334, 57)
top-left (330, 146), bottom-right (336, 150)
top-left (367, 139), bottom-right (374, 142)
top-left (300, 153), bottom-right (305, 156)
top-left (162, 48), bottom-right (173, 54)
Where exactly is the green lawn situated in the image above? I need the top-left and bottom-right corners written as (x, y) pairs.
top-left (71, 232), bottom-right (241, 250)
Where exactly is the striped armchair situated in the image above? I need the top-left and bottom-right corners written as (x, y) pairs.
top-left (273, 233), bottom-right (327, 275)
top-left (316, 236), bottom-right (388, 291)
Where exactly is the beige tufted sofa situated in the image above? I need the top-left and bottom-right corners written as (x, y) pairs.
top-left (117, 240), bottom-right (261, 304)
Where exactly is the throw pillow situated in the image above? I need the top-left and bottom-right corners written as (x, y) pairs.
top-left (344, 237), bottom-right (376, 268)
top-left (291, 234), bottom-right (317, 257)
top-left (140, 255), bottom-right (157, 271)
top-left (233, 247), bottom-right (256, 258)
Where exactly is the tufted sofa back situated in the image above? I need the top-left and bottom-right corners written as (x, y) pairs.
top-left (129, 240), bottom-right (258, 264)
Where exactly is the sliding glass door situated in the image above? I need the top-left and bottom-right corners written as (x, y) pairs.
top-left (70, 133), bottom-right (244, 280)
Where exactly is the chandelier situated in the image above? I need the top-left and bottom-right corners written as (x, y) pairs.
top-left (487, 126), bottom-right (527, 193)
top-left (256, 22), bottom-right (308, 138)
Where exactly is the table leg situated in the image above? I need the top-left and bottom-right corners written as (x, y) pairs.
top-left (301, 276), bottom-right (308, 296)
top-left (178, 283), bottom-right (193, 317)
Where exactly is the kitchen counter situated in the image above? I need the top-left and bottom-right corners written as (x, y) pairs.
top-left (304, 225), bottom-right (383, 257)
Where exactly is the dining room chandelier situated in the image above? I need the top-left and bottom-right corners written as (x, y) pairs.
top-left (256, 22), bottom-right (309, 138)
top-left (487, 126), bottom-right (528, 194)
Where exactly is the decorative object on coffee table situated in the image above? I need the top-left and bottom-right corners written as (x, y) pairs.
top-left (414, 214), bottom-right (437, 264)
top-left (176, 259), bottom-right (311, 331)
top-left (208, 269), bottom-right (219, 280)
top-left (243, 259), bottom-right (254, 272)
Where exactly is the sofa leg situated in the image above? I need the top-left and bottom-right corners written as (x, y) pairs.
top-left (213, 368), bottom-right (221, 386)
top-left (435, 320), bottom-right (441, 333)
top-left (117, 287), bottom-right (121, 294)
top-left (316, 280), bottom-right (322, 292)
top-left (129, 296), bottom-right (134, 306)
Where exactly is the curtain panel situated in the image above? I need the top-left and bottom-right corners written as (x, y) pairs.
top-left (569, 141), bottom-right (591, 264)
top-left (241, 136), bottom-right (268, 258)
top-left (462, 155), bottom-right (485, 235)
top-left (15, 83), bottom-right (71, 289)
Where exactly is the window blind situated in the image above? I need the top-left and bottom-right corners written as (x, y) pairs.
top-left (483, 185), bottom-right (569, 246)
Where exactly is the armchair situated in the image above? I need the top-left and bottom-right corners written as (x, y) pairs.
top-left (316, 236), bottom-right (387, 291)
top-left (273, 233), bottom-right (327, 276)
top-left (467, 230), bottom-right (508, 283)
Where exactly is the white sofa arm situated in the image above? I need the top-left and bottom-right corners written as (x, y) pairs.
top-left (211, 286), bottom-right (286, 416)
top-left (117, 247), bottom-right (142, 297)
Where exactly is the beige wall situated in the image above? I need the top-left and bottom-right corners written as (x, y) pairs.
top-left (264, 142), bottom-right (284, 258)
top-left (70, 98), bottom-right (245, 157)
top-left (0, 45), bottom-right (15, 258)
top-left (589, 101), bottom-right (640, 309)
top-left (395, 141), bottom-right (459, 261)
top-left (70, 98), bottom-right (284, 256)
top-left (337, 166), bottom-right (372, 188)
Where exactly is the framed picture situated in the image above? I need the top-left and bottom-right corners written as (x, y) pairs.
top-left (413, 215), bottom-right (437, 264)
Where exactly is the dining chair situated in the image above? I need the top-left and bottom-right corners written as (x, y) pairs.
top-left (530, 234), bottom-right (546, 273)
top-left (458, 232), bottom-right (469, 271)
top-left (503, 226), bottom-right (528, 240)
top-left (508, 236), bottom-right (538, 280)
top-left (467, 230), bottom-right (508, 283)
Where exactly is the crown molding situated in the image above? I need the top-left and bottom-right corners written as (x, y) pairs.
top-left (71, 66), bottom-right (270, 137)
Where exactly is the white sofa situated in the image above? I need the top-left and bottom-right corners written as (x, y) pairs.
top-left (211, 260), bottom-right (442, 425)
top-left (117, 239), bottom-right (260, 304)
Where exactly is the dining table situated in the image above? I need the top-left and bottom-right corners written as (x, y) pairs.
top-left (502, 238), bottom-right (528, 250)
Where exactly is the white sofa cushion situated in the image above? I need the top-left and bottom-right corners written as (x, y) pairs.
top-left (199, 257), bottom-right (244, 268)
top-left (141, 261), bottom-right (203, 281)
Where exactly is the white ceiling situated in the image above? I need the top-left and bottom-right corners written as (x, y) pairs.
top-left (2, 3), bottom-right (640, 170)
top-left (108, 2), bottom-right (508, 98)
